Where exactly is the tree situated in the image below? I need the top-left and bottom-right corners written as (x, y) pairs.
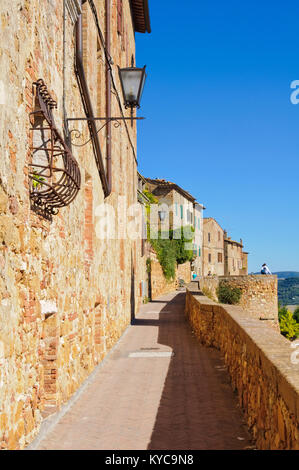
top-left (278, 303), bottom-right (289, 321)
top-left (279, 308), bottom-right (299, 341)
top-left (293, 306), bottom-right (299, 323)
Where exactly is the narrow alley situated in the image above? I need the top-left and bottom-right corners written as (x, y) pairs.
top-left (30, 291), bottom-right (252, 450)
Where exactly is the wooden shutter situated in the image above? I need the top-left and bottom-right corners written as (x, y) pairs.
top-left (117, 0), bottom-right (123, 35)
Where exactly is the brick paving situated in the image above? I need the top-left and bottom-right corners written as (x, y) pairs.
top-left (34, 291), bottom-right (253, 450)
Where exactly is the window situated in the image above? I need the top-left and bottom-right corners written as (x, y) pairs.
top-left (218, 252), bottom-right (223, 263)
top-left (218, 231), bottom-right (221, 242)
top-left (208, 233), bottom-right (211, 243)
top-left (208, 254), bottom-right (212, 263)
top-left (180, 205), bottom-right (183, 219)
top-left (175, 203), bottom-right (178, 216)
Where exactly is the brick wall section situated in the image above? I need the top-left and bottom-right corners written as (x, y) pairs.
top-left (185, 286), bottom-right (299, 450)
top-left (84, 177), bottom-right (94, 278)
top-left (200, 275), bottom-right (278, 325)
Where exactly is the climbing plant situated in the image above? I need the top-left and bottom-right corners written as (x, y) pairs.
top-left (150, 227), bottom-right (194, 281)
top-left (143, 186), bottom-right (194, 281)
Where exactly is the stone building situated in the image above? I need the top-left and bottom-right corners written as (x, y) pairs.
top-left (136, 172), bottom-right (150, 302)
top-left (224, 233), bottom-right (248, 276)
top-left (0, 0), bottom-right (150, 449)
top-left (145, 178), bottom-right (205, 276)
top-left (242, 250), bottom-right (249, 275)
top-left (203, 219), bottom-right (249, 277)
top-left (203, 218), bottom-right (225, 276)
top-left (192, 202), bottom-right (205, 276)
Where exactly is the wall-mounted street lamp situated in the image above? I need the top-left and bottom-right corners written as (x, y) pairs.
top-left (158, 210), bottom-right (167, 222)
top-left (118, 65), bottom-right (147, 109)
top-left (67, 63), bottom-right (147, 154)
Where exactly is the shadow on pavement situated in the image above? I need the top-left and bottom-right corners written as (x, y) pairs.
top-left (146, 292), bottom-right (253, 450)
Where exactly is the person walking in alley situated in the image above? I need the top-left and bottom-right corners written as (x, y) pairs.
top-left (261, 263), bottom-right (272, 275)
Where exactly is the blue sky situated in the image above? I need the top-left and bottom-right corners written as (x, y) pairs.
top-left (135, 0), bottom-right (299, 273)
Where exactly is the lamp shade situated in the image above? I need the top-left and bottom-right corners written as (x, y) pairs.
top-left (158, 210), bottom-right (167, 221)
top-left (118, 66), bottom-right (146, 109)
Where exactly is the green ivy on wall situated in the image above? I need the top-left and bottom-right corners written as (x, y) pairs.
top-left (143, 187), bottom-right (194, 281)
top-left (150, 227), bottom-right (194, 281)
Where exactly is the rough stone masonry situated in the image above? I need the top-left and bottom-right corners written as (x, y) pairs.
top-left (0, 0), bottom-right (149, 449)
top-left (185, 286), bottom-right (299, 450)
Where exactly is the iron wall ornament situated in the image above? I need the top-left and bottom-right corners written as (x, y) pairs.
top-left (29, 79), bottom-right (81, 220)
top-left (66, 116), bottom-right (144, 147)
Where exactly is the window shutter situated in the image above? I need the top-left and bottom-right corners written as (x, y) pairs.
top-left (66, 0), bottom-right (82, 24)
top-left (117, 0), bottom-right (123, 35)
top-left (180, 205), bottom-right (183, 219)
top-left (198, 247), bottom-right (201, 257)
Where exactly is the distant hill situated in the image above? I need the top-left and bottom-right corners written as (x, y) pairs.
top-left (274, 272), bottom-right (299, 279)
top-left (278, 277), bottom-right (299, 306)
top-left (253, 271), bottom-right (299, 278)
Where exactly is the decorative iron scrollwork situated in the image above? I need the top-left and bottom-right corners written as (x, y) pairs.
top-left (69, 118), bottom-right (121, 147)
top-left (29, 79), bottom-right (81, 220)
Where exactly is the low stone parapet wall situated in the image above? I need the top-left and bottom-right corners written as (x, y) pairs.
top-left (185, 284), bottom-right (299, 450)
top-left (200, 275), bottom-right (278, 324)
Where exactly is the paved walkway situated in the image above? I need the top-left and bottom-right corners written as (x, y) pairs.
top-left (34, 291), bottom-right (252, 450)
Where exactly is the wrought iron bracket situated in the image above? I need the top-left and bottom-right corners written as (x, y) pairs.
top-left (66, 117), bottom-right (145, 147)
top-left (29, 79), bottom-right (81, 221)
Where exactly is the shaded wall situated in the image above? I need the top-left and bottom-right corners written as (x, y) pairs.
top-left (149, 256), bottom-right (191, 300)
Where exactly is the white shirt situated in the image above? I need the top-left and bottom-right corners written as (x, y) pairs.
top-left (262, 265), bottom-right (272, 274)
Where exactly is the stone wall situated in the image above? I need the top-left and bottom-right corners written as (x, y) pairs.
top-left (185, 286), bottom-right (299, 450)
top-left (199, 276), bottom-right (219, 301)
top-left (149, 252), bottom-right (191, 300)
top-left (200, 275), bottom-right (278, 325)
top-left (219, 275), bottom-right (278, 321)
top-left (0, 0), bottom-right (143, 449)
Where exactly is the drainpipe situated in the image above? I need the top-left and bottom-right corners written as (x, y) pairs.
top-left (75, 1), bottom-right (110, 196)
top-left (105, 0), bottom-right (112, 192)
